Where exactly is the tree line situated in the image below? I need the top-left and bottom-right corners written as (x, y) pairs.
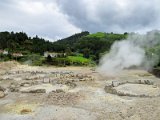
top-left (0, 31), bottom-right (127, 63)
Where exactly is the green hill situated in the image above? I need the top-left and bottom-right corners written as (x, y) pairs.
top-left (53, 32), bottom-right (127, 62)
top-left (0, 31), bottom-right (54, 55)
top-left (0, 31), bottom-right (128, 63)
top-left (1, 30), bottom-right (160, 67)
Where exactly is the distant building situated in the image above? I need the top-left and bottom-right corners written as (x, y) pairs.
top-left (0, 50), bottom-right (8, 55)
top-left (44, 51), bottom-right (66, 58)
top-left (0, 50), bottom-right (3, 54)
top-left (3, 50), bottom-right (8, 55)
top-left (44, 52), bottom-right (58, 58)
top-left (12, 53), bottom-right (23, 57)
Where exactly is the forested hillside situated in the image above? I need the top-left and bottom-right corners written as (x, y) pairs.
top-left (53, 32), bottom-right (127, 62)
top-left (1, 30), bottom-right (160, 67)
top-left (0, 31), bottom-right (53, 55)
top-left (0, 31), bottom-right (127, 61)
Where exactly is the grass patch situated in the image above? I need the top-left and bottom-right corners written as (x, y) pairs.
top-left (86, 32), bottom-right (106, 38)
top-left (51, 56), bottom-right (93, 66)
top-left (67, 56), bottom-right (91, 63)
top-left (19, 54), bottom-right (45, 66)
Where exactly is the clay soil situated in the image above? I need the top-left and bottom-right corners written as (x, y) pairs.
top-left (0, 61), bottom-right (160, 120)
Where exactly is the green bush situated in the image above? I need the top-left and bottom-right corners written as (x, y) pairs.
top-left (19, 54), bottom-right (44, 66)
top-left (0, 54), bottom-right (12, 61)
top-left (52, 57), bottom-right (70, 66)
top-left (50, 55), bottom-right (93, 66)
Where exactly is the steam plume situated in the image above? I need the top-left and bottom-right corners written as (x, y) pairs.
top-left (97, 30), bottom-right (160, 76)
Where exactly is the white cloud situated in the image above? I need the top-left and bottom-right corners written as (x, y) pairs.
top-left (0, 0), bottom-right (81, 41)
top-left (0, 0), bottom-right (160, 40)
top-left (57, 0), bottom-right (160, 33)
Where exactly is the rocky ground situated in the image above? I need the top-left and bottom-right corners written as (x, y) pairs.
top-left (0, 61), bottom-right (160, 120)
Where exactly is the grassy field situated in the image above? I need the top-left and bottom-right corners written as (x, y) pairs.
top-left (67, 56), bottom-right (91, 63)
top-left (86, 32), bottom-right (106, 38)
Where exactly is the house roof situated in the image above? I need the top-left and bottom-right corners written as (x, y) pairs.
top-left (12, 53), bottom-right (23, 57)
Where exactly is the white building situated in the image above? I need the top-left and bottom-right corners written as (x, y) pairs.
top-left (44, 51), bottom-right (66, 58)
top-left (0, 50), bottom-right (8, 55)
top-left (44, 52), bottom-right (58, 58)
top-left (3, 50), bottom-right (8, 55)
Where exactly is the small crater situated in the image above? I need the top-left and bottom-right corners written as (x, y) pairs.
top-left (105, 80), bottom-right (160, 97)
top-left (20, 108), bottom-right (32, 114)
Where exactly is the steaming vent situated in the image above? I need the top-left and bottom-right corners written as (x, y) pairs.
top-left (97, 30), bottom-right (160, 76)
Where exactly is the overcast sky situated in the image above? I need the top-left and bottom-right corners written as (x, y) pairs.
top-left (0, 0), bottom-right (160, 41)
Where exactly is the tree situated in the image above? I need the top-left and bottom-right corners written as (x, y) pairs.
top-left (83, 48), bottom-right (90, 58)
top-left (46, 55), bottom-right (53, 64)
top-left (65, 47), bottom-right (72, 56)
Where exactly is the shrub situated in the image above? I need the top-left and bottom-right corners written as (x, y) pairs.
top-left (19, 54), bottom-right (44, 66)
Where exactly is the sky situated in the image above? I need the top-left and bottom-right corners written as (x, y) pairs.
top-left (0, 0), bottom-right (160, 41)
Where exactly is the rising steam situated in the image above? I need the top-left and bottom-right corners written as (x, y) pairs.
top-left (97, 30), bottom-right (160, 76)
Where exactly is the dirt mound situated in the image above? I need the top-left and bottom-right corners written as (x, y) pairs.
top-left (114, 83), bottom-right (160, 97)
top-left (0, 91), bottom-right (5, 98)
top-left (46, 92), bottom-right (84, 106)
top-left (0, 61), bottom-right (19, 72)
top-left (105, 80), bottom-right (160, 97)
